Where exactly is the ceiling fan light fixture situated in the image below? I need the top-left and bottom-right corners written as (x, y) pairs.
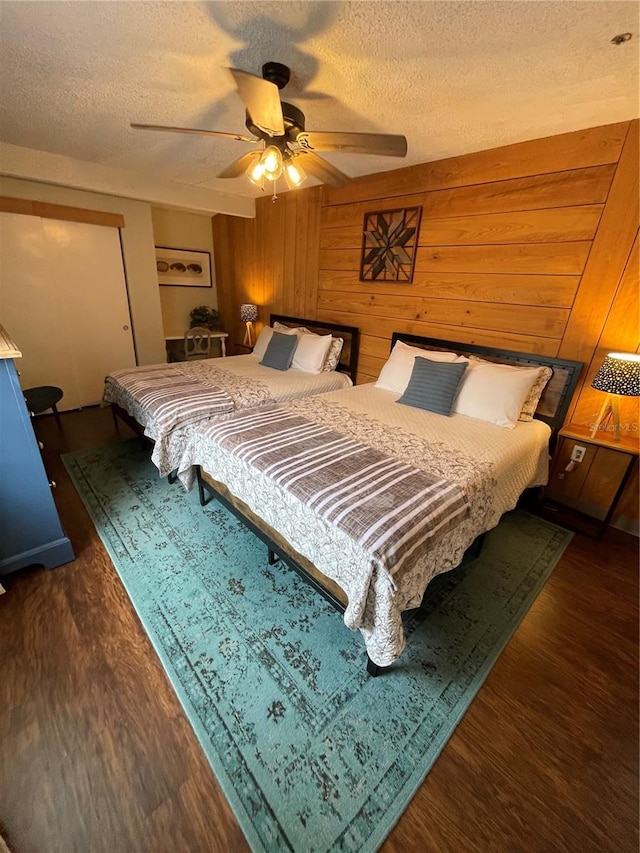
top-left (284, 159), bottom-right (307, 189)
top-left (260, 145), bottom-right (284, 179)
top-left (246, 159), bottom-right (266, 188)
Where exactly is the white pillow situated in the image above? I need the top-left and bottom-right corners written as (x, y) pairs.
top-left (375, 340), bottom-right (460, 394)
top-left (252, 326), bottom-right (274, 359)
top-left (292, 333), bottom-right (333, 374)
top-left (466, 356), bottom-right (553, 422)
top-left (453, 360), bottom-right (544, 428)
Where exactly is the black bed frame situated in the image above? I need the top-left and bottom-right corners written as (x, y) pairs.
top-left (196, 467), bottom-right (483, 677)
top-left (195, 331), bottom-right (583, 677)
top-left (391, 333), bottom-right (583, 435)
top-left (270, 313), bottom-right (360, 382)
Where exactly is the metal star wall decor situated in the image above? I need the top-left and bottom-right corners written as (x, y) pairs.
top-left (359, 206), bottom-right (422, 282)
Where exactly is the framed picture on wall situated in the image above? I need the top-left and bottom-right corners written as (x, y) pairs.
top-left (359, 207), bottom-right (422, 283)
top-left (155, 247), bottom-right (212, 287)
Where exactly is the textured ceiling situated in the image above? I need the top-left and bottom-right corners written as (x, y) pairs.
top-left (0, 0), bottom-right (638, 202)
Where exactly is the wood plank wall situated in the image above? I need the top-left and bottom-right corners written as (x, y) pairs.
top-left (213, 186), bottom-right (322, 348)
top-left (212, 120), bottom-right (639, 528)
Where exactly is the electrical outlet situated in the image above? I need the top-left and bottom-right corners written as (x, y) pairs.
top-left (570, 444), bottom-right (586, 463)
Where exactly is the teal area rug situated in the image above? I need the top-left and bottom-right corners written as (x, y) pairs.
top-left (64, 439), bottom-right (572, 853)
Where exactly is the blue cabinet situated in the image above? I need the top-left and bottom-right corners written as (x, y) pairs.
top-left (0, 354), bottom-right (74, 574)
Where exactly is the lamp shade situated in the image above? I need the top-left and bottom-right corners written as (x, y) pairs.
top-left (591, 352), bottom-right (640, 397)
top-left (240, 303), bottom-right (258, 323)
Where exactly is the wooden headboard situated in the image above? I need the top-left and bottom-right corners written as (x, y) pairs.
top-left (391, 332), bottom-right (583, 432)
top-left (270, 314), bottom-right (360, 381)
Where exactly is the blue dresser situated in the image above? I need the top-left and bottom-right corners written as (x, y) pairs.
top-left (0, 326), bottom-right (74, 575)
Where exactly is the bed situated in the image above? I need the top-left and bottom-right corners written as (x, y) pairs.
top-left (155, 333), bottom-right (582, 674)
top-left (103, 314), bottom-right (359, 444)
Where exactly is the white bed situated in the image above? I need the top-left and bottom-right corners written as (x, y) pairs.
top-left (158, 383), bottom-right (552, 668)
top-left (151, 332), bottom-right (583, 672)
top-left (103, 314), bottom-right (359, 444)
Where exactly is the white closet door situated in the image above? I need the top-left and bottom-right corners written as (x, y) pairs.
top-left (41, 219), bottom-right (136, 407)
top-left (0, 213), bottom-right (81, 407)
top-left (0, 213), bottom-right (136, 410)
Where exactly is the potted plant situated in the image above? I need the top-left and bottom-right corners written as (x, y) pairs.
top-left (189, 305), bottom-right (220, 330)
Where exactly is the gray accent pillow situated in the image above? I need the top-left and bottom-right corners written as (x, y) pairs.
top-left (397, 357), bottom-right (468, 416)
top-left (260, 330), bottom-right (298, 371)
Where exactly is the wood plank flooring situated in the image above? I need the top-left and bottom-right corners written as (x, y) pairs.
top-left (0, 407), bottom-right (637, 853)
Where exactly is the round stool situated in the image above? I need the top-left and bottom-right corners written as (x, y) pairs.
top-left (23, 385), bottom-right (64, 422)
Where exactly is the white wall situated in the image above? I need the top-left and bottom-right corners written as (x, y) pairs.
top-left (0, 176), bottom-right (166, 365)
top-left (151, 207), bottom-right (218, 335)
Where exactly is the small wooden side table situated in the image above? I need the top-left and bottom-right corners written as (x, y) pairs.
top-left (541, 423), bottom-right (639, 536)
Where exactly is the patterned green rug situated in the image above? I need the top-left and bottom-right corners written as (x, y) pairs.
top-left (64, 439), bottom-right (572, 853)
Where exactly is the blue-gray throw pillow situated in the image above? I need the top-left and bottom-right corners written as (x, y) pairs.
top-left (397, 357), bottom-right (468, 416)
top-left (260, 331), bottom-right (298, 371)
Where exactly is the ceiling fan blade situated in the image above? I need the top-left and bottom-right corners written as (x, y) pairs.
top-left (297, 131), bottom-right (407, 158)
top-left (298, 151), bottom-right (350, 187)
top-left (131, 123), bottom-right (257, 143)
top-left (228, 68), bottom-right (285, 137)
top-left (217, 151), bottom-right (261, 179)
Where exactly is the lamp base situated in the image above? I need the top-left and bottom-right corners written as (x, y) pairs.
top-left (591, 393), bottom-right (621, 440)
top-left (242, 321), bottom-right (254, 348)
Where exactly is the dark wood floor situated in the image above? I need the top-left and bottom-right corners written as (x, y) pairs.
top-left (1, 407), bottom-right (638, 853)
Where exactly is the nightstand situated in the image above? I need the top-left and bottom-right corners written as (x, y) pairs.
top-left (541, 424), bottom-right (639, 536)
top-left (233, 343), bottom-right (254, 355)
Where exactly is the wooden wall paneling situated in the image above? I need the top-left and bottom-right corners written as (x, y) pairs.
top-left (559, 119), bottom-right (639, 420)
top-left (261, 195), bottom-right (286, 318)
top-left (322, 122), bottom-right (629, 206)
top-left (570, 232), bottom-right (640, 430)
top-left (317, 291), bottom-right (568, 338)
top-left (316, 309), bottom-right (562, 360)
top-left (296, 187), bottom-right (322, 320)
top-left (320, 166), bottom-right (614, 230)
top-left (318, 271), bottom-right (580, 309)
top-left (302, 186), bottom-right (322, 321)
top-left (213, 213), bottom-right (260, 345)
top-left (321, 193), bottom-right (428, 228)
top-left (420, 165), bottom-right (615, 219)
top-left (292, 191), bottom-right (307, 316)
top-left (320, 242), bottom-right (591, 275)
top-left (417, 205), bottom-right (602, 246)
top-left (320, 225), bottom-right (366, 251)
top-left (283, 192), bottom-right (298, 315)
top-left (282, 185), bottom-right (322, 321)
top-left (415, 242), bottom-right (593, 275)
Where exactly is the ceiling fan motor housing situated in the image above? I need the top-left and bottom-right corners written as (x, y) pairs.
top-left (262, 61), bottom-right (290, 90)
top-left (245, 101), bottom-right (306, 145)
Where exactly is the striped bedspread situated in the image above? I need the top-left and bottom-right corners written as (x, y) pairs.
top-left (200, 407), bottom-right (470, 576)
top-left (105, 366), bottom-right (234, 436)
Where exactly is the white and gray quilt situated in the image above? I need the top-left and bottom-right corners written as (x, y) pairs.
top-left (103, 353), bottom-right (352, 441)
top-left (156, 384), bottom-right (551, 667)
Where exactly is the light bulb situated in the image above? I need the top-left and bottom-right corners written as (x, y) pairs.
top-left (284, 159), bottom-right (307, 189)
top-left (246, 159), bottom-right (266, 188)
top-left (260, 145), bottom-right (284, 179)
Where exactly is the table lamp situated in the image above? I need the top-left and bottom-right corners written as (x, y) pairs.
top-left (590, 351), bottom-right (640, 440)
top-left (240, 303), bottom-right (258, 347)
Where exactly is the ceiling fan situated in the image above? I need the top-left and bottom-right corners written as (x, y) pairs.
top-left (131, 62), bottom-right (408, 193)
